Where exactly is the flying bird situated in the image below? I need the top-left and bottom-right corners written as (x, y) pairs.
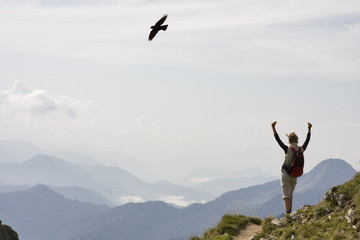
top-left (148, 14), bottom-right (168, 41)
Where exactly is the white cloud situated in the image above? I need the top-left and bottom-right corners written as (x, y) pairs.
top-left (0, 81), bottom-right (92, 117)
top-left (0, 0), bottom-right (359, 181)
top-left (159, 195), bottom-right (205, 207)
top-left (116, 195), bottom-right (144, 205)
top-left (188, 177), bottom-right (211, 185)
top-left (1, 0), bottom-right (359, 76)
top-left (0, 81), bottom-right (103, 152)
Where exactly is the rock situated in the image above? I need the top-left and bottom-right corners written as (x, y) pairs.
top-left (346, 208), bottom-right (356, 224)
top-left (0, 224), bottom-right (19, 240)
top-left (259, 236), bottom-right (274, 240)
top-left (337, 194), bottom-right (348, 208)
top-left (325, 186), bottom-right (349, 207)
top-left (271, 218), bottom-right (284, 227)
top-left (290, 211), bottom-right (301, 222)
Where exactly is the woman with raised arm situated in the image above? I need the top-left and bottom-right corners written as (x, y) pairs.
top-left (272, 121), bottom-right (312, 214)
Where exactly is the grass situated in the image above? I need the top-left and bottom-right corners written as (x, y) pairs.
top-left (190, 214), bottom-right (262, 240)
top-left (191, 173), bottom-right (360, 240)
top-left (253, 172), bottom-right (360, 240)
top-left (0, 224), bottom-right (19, 240)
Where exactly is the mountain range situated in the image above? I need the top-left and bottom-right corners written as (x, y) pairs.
top-left (0, 158), bottom-right (356, 240)
top-left (0, 154), bottom-right (213, 206)
top-left (0, 139), bottom-right (152, 180)
top-left (0, 140), bottom-right (278, 205)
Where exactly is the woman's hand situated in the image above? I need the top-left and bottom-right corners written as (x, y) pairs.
top-left (272, 121), bottom-right (277, 134)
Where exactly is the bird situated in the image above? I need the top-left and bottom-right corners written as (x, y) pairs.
top-left (148, 14), bottom-right (168, 41)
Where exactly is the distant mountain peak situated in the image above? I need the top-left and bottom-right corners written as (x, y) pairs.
top-left (314, 158), bottom-right (351, 167)
top-left (306, 158), bottom-right (355, 177)
top-left (23, 154), bottom-right (71, 166)
top-left (25, 184), bottom-right (61, 196)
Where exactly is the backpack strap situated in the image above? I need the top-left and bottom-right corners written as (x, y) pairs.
top-left (290, 146), bottom-right (302, 152)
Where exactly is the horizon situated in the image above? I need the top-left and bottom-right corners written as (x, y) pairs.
top-left (1, 0), bottom-right (359, 182)
top-left (0, 137), bottom-right (357, 183)
top-left (0, 152), bottom-right (355, 208)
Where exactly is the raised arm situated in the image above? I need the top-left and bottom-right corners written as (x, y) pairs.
top-left (272, 121), bottom-right (278, 135)
top-left (302, 122), bottom-right (312, 150)
top-left (272, 121), bottom-right (288, 153)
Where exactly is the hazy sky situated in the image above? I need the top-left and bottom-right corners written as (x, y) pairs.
top-left (1, 0), bottom-right (360, 182)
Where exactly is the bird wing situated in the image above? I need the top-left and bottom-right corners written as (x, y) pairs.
top-left (155, 14), bottom-right (167, 26)
top-left (148, 29), bottom-right (158, 41)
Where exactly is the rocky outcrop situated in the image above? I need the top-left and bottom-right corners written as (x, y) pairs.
top-left (259, 182), bottom-right (360, 240)
top-left (325, 186), bottom-right (350, 208)
top-left (0, 220), bottom-right (19, 240)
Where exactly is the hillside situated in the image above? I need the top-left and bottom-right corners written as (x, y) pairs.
top-left (208, 158), bottom-right (356, 218)
top-left (195, 172), bottom-right (360, 240)
top-left (253, 171), bottom-right (360, 240)
top-left (0, 220), bottom-right (19, 240)
top-left (252, 158), bottom-right (356, 218)
top-left (0, 185), bottom-right (110, 240)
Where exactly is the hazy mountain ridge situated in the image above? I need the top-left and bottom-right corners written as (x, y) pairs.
top-left (251, 158), bottom-right (357, 218)
top-left (0, 139), bottom-right (152, 180)
top-left (0, 139), bottom-right (279, 205)
top-left (0, 185), bottom-right (110, 240)
top-left (0, 154), bottom-right (214, 206)
top-left (0, 158), bottom-right (356, 240)
top-left (74, 159), bottom-right (358, 240)
top-left (193, 175), bottom-right (278, 196)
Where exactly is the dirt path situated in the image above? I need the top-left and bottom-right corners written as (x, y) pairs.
top-left (233, 224), bottom-right (262, 240)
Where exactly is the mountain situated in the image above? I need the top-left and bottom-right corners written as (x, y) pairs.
top-left (252, 158), bottom-right (357, 217)
top-left (182, 167), bottom-right (276, 185)
top-left (0, 184), bottom-right (114, 207)
top-left (193, 175), bottom-right (278, 196)
top-left (0, 139), bottom-right (278, 198)
top-left (75, 158), bottom-right (357, 240)
top-left (0, 159), bottom-right (355, 240)
top-left (191, 172), bottom-right (360, 240)
top-left (0, 185), bottom-right (109, 240)
top-left (0, 139), bottom-right (42, 163)
top-left (0, 139), bottom-right (152, 180)
top-left (0, 154), bottom-right (213, 205)
top-left (50, 186), bottom-right (115, 207)
top-left (250, 172), bottom-right (360, 240)
top-left (0, 139), bottom-right (102, 166)
top-left (76, 201), bottom-right (182, 240)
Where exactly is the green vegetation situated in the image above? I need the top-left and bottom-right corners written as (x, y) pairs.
top-left (253, 172), bottom-right (360, 240)
top-left (190, 214), bottom-right (262, 240)
top-left (0, 224), bottom-right (19, 240)
top-left (191, 173), bottom-right (360, 240)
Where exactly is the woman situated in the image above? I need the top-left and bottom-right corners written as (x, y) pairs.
top-left (271, 121), bottom-right (312, 214)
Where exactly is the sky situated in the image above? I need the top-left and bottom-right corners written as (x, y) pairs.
top-left (1, 0), bottom-right (360, 183)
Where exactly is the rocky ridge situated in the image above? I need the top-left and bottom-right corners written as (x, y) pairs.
top-left (0, 220), bottom-right (19, 240)
top-left (256, 172), bottom-right (360, 240)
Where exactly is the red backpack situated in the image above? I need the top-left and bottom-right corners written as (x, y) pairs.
top-left (283, 146), bottom-right (304, 177)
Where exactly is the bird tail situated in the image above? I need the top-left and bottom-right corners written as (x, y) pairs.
top-left (161, 25), bottom-right (168, 31)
